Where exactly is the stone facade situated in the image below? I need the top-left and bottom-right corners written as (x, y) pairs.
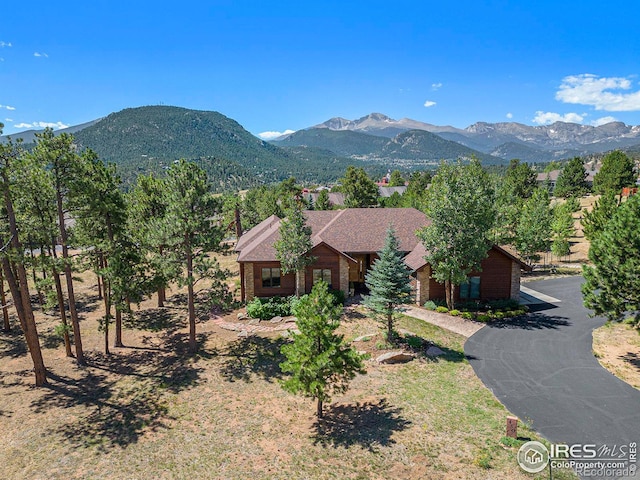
top-left (339, 256), bottom-right (350, 294)
top-left (415, 265), bottom-right (431, 305)
top-left (510, 262), bottom-right (521, 300)
top-left (244, 262), bottom-right (254, 301)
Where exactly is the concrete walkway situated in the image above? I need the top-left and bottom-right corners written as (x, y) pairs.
top-left (403, 306), bottom-right (484, 338)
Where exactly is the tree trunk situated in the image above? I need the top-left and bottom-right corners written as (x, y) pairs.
top-left (387, 304), bottom-right (393, 339)
top-left (28, 244), bottom-right (44, 307)
top-left (157, 246), bottom-right (165, 307)
top-left (317, 398), bottom-right (323, 418)
top-left (157, 287), bottom-right (165, 307)
top-left (234, 205), bottom-right (243, 239)
top-left (0, 268), bottom-right (10, 332)
top-left (53, 267), bottom-right (73, 357)
top-left (96, 254), bottom-right (103, 300)
top-left (56, 188), bottom-right (85, 365)
top-left (444, 279), bottom-right (454, 310)
top-left (295, 269), bottom-right (303, 298)
top-left (186, 236), bottom-right (197, 353)
top-left (114, 307), bottom-right (123, 347)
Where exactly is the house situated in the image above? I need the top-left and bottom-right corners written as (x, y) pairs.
top-left (235, 208), bottom-right (529, 304)
top-left (536, 169), bottom-right (598, 191)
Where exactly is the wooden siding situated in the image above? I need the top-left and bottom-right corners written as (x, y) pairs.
top-left (305, 244), bottom-right (341, 293)
top-left (251, 261), bottom-right (296, 298)
top-left (424, 248), bottom-right (514, 302)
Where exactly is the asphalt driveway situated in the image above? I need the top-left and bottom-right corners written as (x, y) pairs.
top-left (465, 276), bottom-right (640, 449)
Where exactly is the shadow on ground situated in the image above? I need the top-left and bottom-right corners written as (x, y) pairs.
top-left (621, 352), bottom-right (640, 370)
top-left (219, 335), bottom-right (287, 383)
top-left (486, 311), bottom-right (570, 330)
top-left (124, 308), bottom-right (182, 333)
top-left (0, 327), bottom-right (27, 358)
top-left (311, 399), bottom-right (411, 451)
top-left (31, 328), bottom-right (210, 451)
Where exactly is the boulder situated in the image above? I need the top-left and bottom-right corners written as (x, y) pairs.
top-left (249, 318), bottom-right (260, 325)
top-left (238, 330), bottom-right (249, 338)
top-left (270, 316), bottom-right (284, 324)
top-left (426, 346), bottom-right (445, 357)
top-left (237, 312), bottom-right (249, 320)
top-left (376, 351), bottom-right (415, 364)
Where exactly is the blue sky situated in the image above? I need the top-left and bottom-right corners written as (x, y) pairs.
top-left (2, 0), bottom-right (640, 138)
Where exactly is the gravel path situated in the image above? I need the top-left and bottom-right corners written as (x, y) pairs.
top-left (403, 306), bottom-right (484, 338)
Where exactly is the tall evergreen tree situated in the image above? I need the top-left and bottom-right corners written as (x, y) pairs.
top-left (0, 131), bottom-right (47, 386)
top-left (550, 202), bottom-right (575, 260)
top-left (363, 227), bottom-right (413, 338)
top-left (280, 281), bottom-right (365, 418)
top-left (554, 157), bottom-right (589, 198)
top-left (417, 159), bottom-right (495, 309)
top-left (593, 150), bottom-right (637, 195)
top-left (163, 159), bottom-right (227, 353)
top-left (582, 192), bottom-right (620, 242)
top-left (274, 203), bottom-right (314, 297)
top-left (32, 128), bottom-right (86, 364)
top-left (341, 166), bottom-right (379, 208)
top-left (315, 189), bottom-right (331, 211)
top-left (582, 194), bottom-right (640, 325)
top-left (389, 170), bottom-right (406, 187)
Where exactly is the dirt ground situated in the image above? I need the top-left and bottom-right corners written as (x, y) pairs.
top-left (0, 255), bottom-right (574, 480)
top-left (592, 321), bottom-right (640, 389)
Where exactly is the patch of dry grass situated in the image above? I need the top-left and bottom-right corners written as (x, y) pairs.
top-left (0, 264), bottom-right (576, 479)
top-left (593, 321), bottom-right (640, 389)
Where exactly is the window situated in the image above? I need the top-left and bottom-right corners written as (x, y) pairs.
top-left (261, 268), bottom-right (281, 288)
top-left (312, 268), bottom-right (332, 289)
top-left (459, 276), bottom-right (480, 299)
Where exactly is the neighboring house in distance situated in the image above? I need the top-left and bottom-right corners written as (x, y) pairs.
top-left (536, 169), bottom-right (598, 191)
top-left (378, 186), bottom-right (407, 198)
top-left (235, 208), bottom-right (529, 304)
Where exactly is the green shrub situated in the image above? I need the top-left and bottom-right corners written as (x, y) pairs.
top-left (449, 309), bottom-right (460, 316)
top-left (246, 296), bottom-right (293, 320)
top-left (405, 335), bottom-right (423, 349)
top-left (329, 289), bottom-right (346, 306)
top-left (461, 312), bottom-right (474, 320)
top-left (486, 299), bottom-right (520, 311)
top-left (423, 300), bottom-right (437, 310)
top-left (477, 314), bottom-right (492, 322)
top-left (493, 311), bottom-right (506, 320)
top-left (435, 306), bottom-right (449, 314)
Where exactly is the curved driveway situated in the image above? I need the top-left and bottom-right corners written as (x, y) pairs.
top-left (465, 276), bottom-right (640, 448)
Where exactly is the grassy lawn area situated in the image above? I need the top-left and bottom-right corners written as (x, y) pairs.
top-left (0, 269), bottom-right (575, 479)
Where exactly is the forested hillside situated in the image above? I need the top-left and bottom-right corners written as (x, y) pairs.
top-left (71, 106), bottom-right (364, 187)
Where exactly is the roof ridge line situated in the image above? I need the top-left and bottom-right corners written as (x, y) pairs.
top-left (311, 209), bottom-right (345, 244)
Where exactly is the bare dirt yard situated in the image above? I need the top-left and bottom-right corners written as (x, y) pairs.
top-left (0, 255), bottom-right (576, 480)
top-left (593, 321), bottom-right (640, 390)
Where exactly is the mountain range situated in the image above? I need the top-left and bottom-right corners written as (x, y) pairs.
top-left (302, 113), bottom-right (640, 163)
top-left (3, 107), bottom-right (640, 189)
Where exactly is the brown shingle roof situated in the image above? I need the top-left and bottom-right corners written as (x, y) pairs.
top-left (236, 208), bottom-right (430, 262)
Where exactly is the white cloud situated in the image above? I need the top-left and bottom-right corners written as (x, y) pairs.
top-left (257, 129), bottom-right (295, 140)
top-left (556, 74), bottom-right (640, 112)
top-left (423, 100), bottom-right (437, 108)
top-left (506, 112), bottom-right (513, 119)
top-left (0, 41), bottom-right (12, 48)
top-left (5, 118), bottom-right (13, 122)
top-left (33, 52), bottom-right (48, 58)
top-left (591, 116), bottom-right (618, 127)
top-left (431, 82), bottom-right (442, 90)
top-left (532, 111), bottom-right (585, 125)
top-left (0, 104), bottom-right (16, 111)
top-left (14, 121), bottom-right (69, 130)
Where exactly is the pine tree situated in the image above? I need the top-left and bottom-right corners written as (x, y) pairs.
top-left (554, 157), bottom-right (589, 198)
top-left (363, 227), bottom-right (413, 338)
top-left (593, 150), bottom-right (637, 195)
top-left (582, 194), bottom-right (640, 325)
top-left (550, 202), bottom-right (575, 260)
top-left (582, 192), bottom-right (620, 242)
top-left (274, 203), bottom-right (314, 297)
top-left (163, 159), bottom-right (227, 353)
top-left (316, 189), bottom-right (331, 210)
top-left (341, 166), bottom-right (379, 208)
top-left (280, 281), bottom-right (365, 418)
